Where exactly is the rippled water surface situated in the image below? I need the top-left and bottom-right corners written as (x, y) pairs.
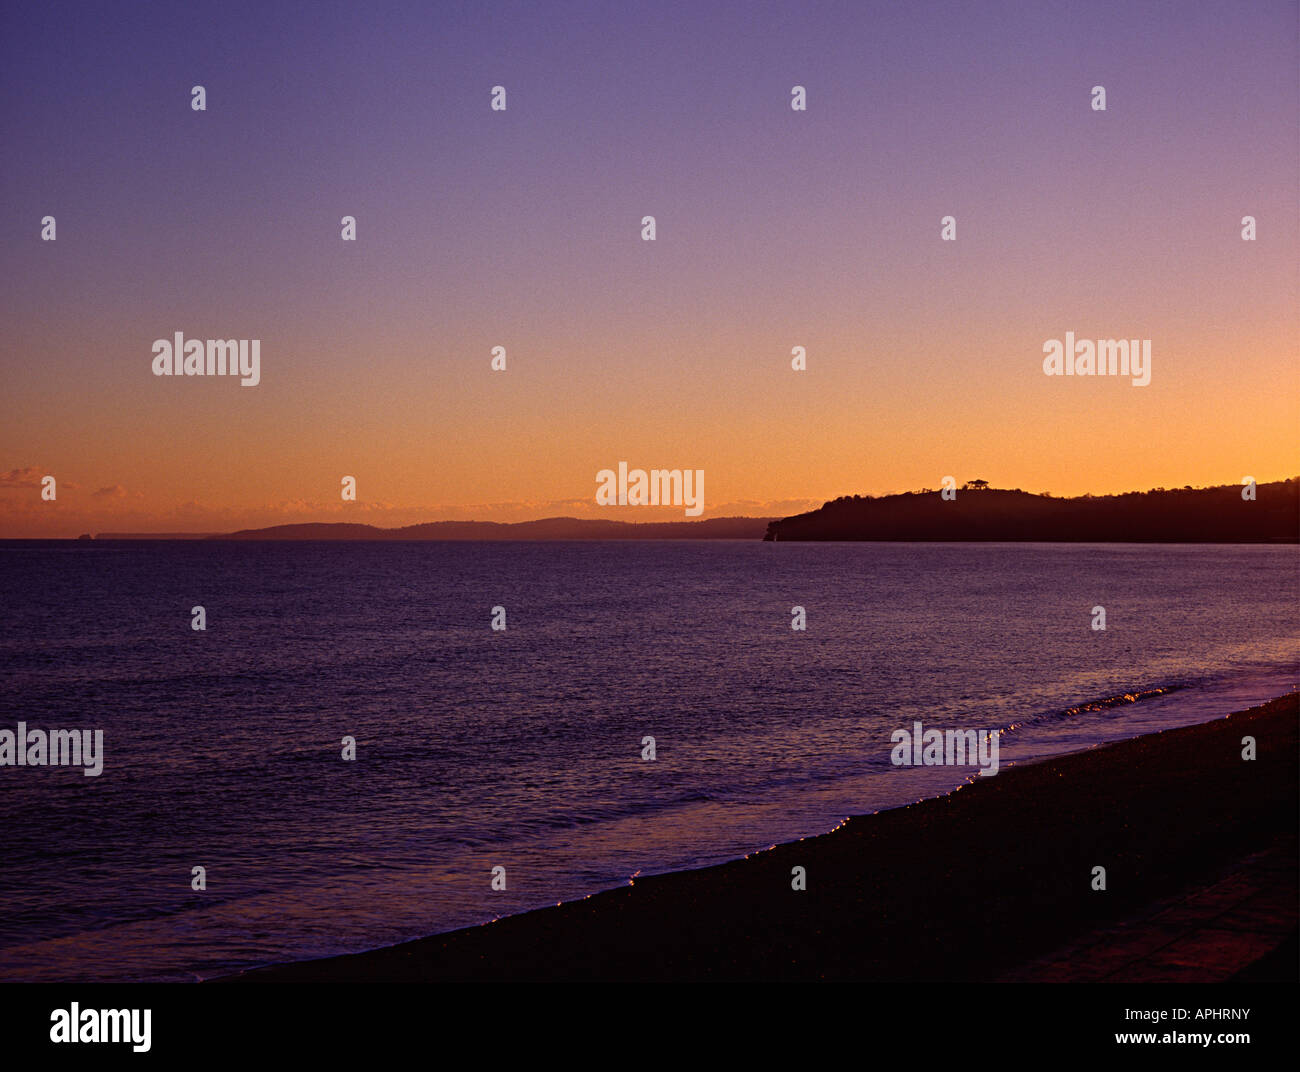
top-left (0, 540), bottom-right (1295, 980)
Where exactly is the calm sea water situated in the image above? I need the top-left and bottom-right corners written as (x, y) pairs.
top-left (0, 540), bottom-right (1295, 981)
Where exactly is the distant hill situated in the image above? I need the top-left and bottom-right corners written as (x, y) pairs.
top-left (212, 516), bottom-right (773, 541)
top-left (91, 532), bottom-right (220, 540)
top-left (84, 480), bottom-right (1300, 543)
top-left (763, 480), bottom-right (1299, 543)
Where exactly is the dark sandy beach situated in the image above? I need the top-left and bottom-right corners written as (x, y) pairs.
top-left (230, 694), bottom-right (1298, 983)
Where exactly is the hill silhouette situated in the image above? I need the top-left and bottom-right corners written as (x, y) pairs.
top-left (213, 516), bottom-right (772, 541)
top-left (763, 479), bottom-right (1299, 543)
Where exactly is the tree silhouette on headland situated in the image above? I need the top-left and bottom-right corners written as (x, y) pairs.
top-left (763, 479), bottom-right (1299, 543)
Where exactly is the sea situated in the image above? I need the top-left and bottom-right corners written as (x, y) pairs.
top-left (0, 539), bottom-right (1295, 981)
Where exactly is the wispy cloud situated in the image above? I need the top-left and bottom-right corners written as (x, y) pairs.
top-left (0, 467), bottom-right (45, 488)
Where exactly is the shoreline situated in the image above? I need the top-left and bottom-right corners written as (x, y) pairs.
top-left (227, 692), bottom-right (1298, 983)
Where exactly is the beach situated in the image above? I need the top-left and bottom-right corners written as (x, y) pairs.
top-left (230, 693), bottom-right (1298, 983)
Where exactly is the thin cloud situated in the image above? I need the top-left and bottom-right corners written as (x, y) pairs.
top-left (0, 467), bottom-right (45, 488)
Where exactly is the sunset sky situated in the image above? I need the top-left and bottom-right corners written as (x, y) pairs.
top-left (2, 0), bottom-right (1296, 536)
